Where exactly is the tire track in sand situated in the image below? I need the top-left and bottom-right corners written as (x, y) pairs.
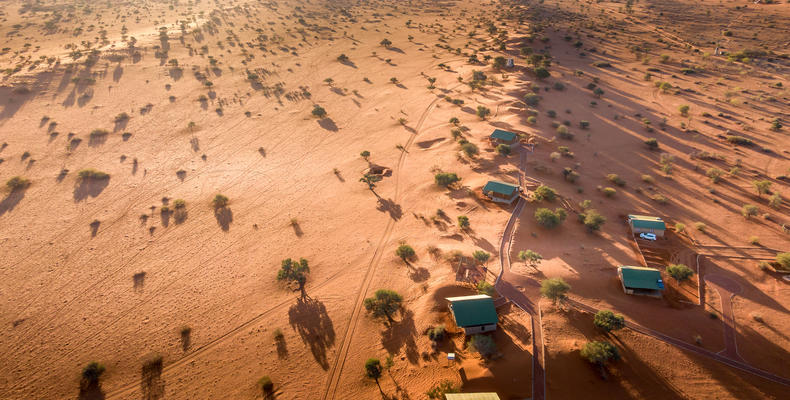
top-left (321, 93), bottom-right (441, 400)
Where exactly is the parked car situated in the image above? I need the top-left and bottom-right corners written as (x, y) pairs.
top-left (639, 232), bottom-right (657, 241)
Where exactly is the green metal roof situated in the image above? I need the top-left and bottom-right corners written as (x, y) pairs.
top-left (445, 393), bottom-right (501, 400)
top-left (490, 129), bottom-right (517, 141)
top-left (446, 295), bottom-right (498, 327)
top-left (482, 180), bottom-right (518, 196)
top-left (619, 266), bottom-right (665, 290)
top-left (628, 214), bottom-right (666, 230)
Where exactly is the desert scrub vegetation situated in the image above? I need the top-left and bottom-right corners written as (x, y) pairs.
top-left (741, 204), bottom-right (759, 219)
top-left (476, 280), bottom-right (494, 296)
top-left (476, 105), bottom-right (490, 120)
top-left (311, 104), bottom-right (327, 118)
top-left (80, 361), bottom-right (105, 389)
top-left (211, 194), bottom-right (229, 209)
top-left (77, 168), bottom-right (109, 181)
top-left (644, 138), bottom-right (659, 150)
top-left (706, 168), bottom-right (725, 183)
top-left (581, 341), bottom-right (619, 377)
top-left (277, 258), bottom-right (310, 294)
top-left (6, 176), bottom-right (30, 191)
top-left (578, 209), bottom-right (606, 231)
top-left (395, 243), bottom-right (416, 262)
top-left (258, 375), bottom-right (274, 395)
top-left (601, 187), bottom-right (617, 198)
top-left (364, 289), bottom-right (403, 323)
top-left (468, 334), bottom-right (497, 359)
top-left (460, 141), bottom-right (479, 158)
top-left (667, 264), bottom-right (694, 282)
top-left (426, 380), bottom-right (460, 399)
top-left (606, 174), bottom-right (625, 187)
top-left (457, 215), bottom-right (470, 230)
top-left (593, 310), bottom-right (625, 333)
top-left (726, 135), bottom-right (752, 146)
top-left (541, 277), bottom-right (570, 304)
top-left (534, 207), bottom-right (567, 228)
top-left (533, 185), bottom-right (557, 201)
top-left (434, 172), bottom-right (461, 188)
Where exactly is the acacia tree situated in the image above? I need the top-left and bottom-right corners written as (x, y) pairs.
top-left (364, 289), bottom-right (403, 323)
top-left (365, 358), bottom-right (384, 394)
top-left (380, 38), bottom-right (392, 48)
top-left (359, 173), bottom-right (382, 195)
top-left (277, 258), bottom-right (310, 296)
top-left (593, 310), bottom-right (625, 333)
top-left (581, 341), bottom-right (619, 378)
top-left (395, 243), bottom-right (415, 263)
top-left (518, 250), bottom-right (543, 269)
top-left (540, 278), bottom-right (570, 304)
top-left (472, 250), bottom-right (490, 265)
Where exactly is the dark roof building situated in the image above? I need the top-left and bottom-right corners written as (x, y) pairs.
top-left (618, 266), bottom-right (665, 297)
top-left (482, 180), bottom-right (520, 204)
top-left (446, 294), bottom-right (498, 335)
top-left (489, 129), bottom-right (518, 145)
top-left (627, 214), bottom-right (666, 237)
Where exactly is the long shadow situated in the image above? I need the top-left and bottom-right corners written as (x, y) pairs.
top-left (214, 207), bottom-right (233, 231)
top-left (0, 189), bottom-right (26, 216)
top-left (288, 296), bottom-right (335, 370)
top-left (112, 65), bottom-right (123, 82)
top-left (78, 382), bottom-right (105, 400)
top-left (73, 178), bottom-right (109, 202)
top-left (380, 309), bottom-right (419, 364)
top-left (376, 198), bottom-right (402, 220)
top-left (141, 355), bottom-right (165, 400)
top-left (318, 118), bottom-right (338, 131)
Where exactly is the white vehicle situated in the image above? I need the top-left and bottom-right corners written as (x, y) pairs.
top-left (639, 232), bottom-right (657, 241)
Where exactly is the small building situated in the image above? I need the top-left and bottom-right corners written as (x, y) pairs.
top-left (446, 393), bottom-right (501, 400)
top-left (618, 266), bottom-right (665, 297)
top-left (627, 214), bottom-right (666, 237)
top-left (446, 294), bottom-right (498, 335)
top-left (482, 180), bottom-right (520, 204)
top-left (489, 129), bottom-right (518, 146)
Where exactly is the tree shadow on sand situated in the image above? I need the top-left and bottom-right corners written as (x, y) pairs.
top-left (376, 198), bottom-right (402, 220)
top-left (381, 309), bottom-right (419, 364)
top-left (140, 354), bottom-right (165, 400)
top-left (288, 296), bottom-right (335, 370)
top-left (74, 178), bottom-right (109, 202)
top-left (214, 207), bottom-right (233, 231)
top-left (78, 384), bottom-right (105, 400)
top-left (317, 118), bottom-right (338, 132)
top-left (0, 188), bottom-right (26, 216)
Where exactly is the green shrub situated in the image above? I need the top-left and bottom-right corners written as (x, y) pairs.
top-left (476, 105), bottom-right (491, 119)
top-left (496, 144), bottom-right (511, 155)
top-left (533, 185), bottom-right (557, 201)
top-left (364, 289), bottom-right (403, 323)
top-left (726, 135), bottom-right (752, 146)
top-left (476, 280), bottom-right (494, 296)
top-left (461, 142), bottom-right (479, 157)
top-left (593, 310), bottom-right (625, 332)
top-left (644, 138), bottom-right (659, 149)
top-left (6, 176), bottom-right (30, 191)
top-left (741, 204), bottom-right (758, 218)
top-left (211, 194), bottom-right (229, 209)
top-left (667, 264), bottom-right (694, 282)
top-left (434, 172), bottom-right (461, 187)
top-left (81, 362), bottom-right (106, 387)
top-left (534, 207), bottom-right (567, 228)
top-left (457, 215), bottom-right (470, 229)
top-left (524, 92), bottom-right (541, 106)
top-left (776, 253), bottom-right (790, 270)
top-left (606, 174), bottom-right (626, 186)
top-left (601, 187), bottom-right (616, 197)
top-left (77, 168), bottom-right (110, 181)
top-left (678, 105), bottom-right (690, 117)
top-left (675, 223), bottom-right (685, 233)
top-left (706, 168), bottom-right (724, 183)
top-left (311, 104), bottom-right (327, 118)
top-left (540, 277), bottom-right (570, 303)
top-left (556, 125), bottom-right (574, 140)
top-left (258, 376), bottom-right (274, 393)
top-left (581, 341), bottom-right (619, 366)
top-left (467, 334), bottom-right (497, 358)
top-left (395, 243), bottom-right (416, 261)
top-left (580, 209), bottom-right (606, 231)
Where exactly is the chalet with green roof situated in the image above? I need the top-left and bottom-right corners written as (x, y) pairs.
top-left (618, 266), bottom-right (665, 297)
top-left (627, 214), bottom-right (666, 237)
top-left (445, 393), bottom-right (501, 400)
top-left (446, 294), bottom-right (498, 335)
top-left (489, 129), bottom-right (518, 146)
top-left (482, 180), bottom-right (520, 204)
